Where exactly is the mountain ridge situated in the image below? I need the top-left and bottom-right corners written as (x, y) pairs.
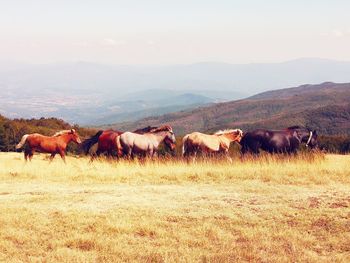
top-left (104, 82), bottom-right (350, 136)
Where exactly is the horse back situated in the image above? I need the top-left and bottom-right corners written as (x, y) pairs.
top-left (120, 132), bottom-right (157, 153)
top-left (185, 132), bottom-right (221, 151)
top-left (98, 130), bottom-right (121, 151)
top-left (26, 134), bottom-right (63, 152)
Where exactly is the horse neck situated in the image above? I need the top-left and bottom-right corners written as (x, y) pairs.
top-left (58, 133), bottom-right (73, 145)
top-left (222, 133), bottom-right (239, 143)
top-left (218, 134), bottom-right (233, 147)
top-left (151, 131), bottom-right (168, 142)
top-left (296, 129), bottom-right (311, 143)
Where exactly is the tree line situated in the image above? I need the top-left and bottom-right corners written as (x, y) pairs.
top-left (0, 115), bottom-right (349, 154)
top-left (0, 115), bottom-right (93, 153)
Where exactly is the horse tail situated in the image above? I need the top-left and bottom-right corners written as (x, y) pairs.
top-left (239, 133), bottom-right (249, 154)
top-left (182, 135), bottom-right (189, 156)
top-left (16, 134), bottom-right (29, 149)
top-left (115, 134), bottom-right (123, 157)
top-left (81, 130), bottom-right (103, 154)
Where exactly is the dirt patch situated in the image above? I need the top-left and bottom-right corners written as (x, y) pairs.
top-left (329, 201), bottom-right (348, 208)
top-left (308, 197), bottom-right (320, 208)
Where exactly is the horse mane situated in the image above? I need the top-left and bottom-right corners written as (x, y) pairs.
top-left (287, 125), bottom-right (302, 130)
top-left (150, 125), bottom-right (173, 133)
top-left (214, 129), bottom-right (243, 136)
top-left (53, 129), bottom-right (74, 137)
top-left (133, 126), bottom-right (158, 134)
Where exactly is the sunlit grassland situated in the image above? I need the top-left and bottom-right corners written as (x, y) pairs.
top-left (0, 152), bottom-right (349, 262)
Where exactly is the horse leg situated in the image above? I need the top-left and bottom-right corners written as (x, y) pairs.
top-left (26, 148), bottom-right (35, 161)
top-left (122, 145), bottom-right (132, 160)
top-left (117, 148), bottom-right (123, 159)
top-left (225, 151), bottom-right (232, 163)
top-left (106, 151), bottom-right (112, 161)
top-left (147, 148), bottom-right (154, 160)
top-left (58, 151), bottom-right (66, 164)
top-left (24, 149), bottom-right (30, 161)
top-left (192, 151), bottom-right (197, 163)
top-left (96, 149), bottom-right (102, 157)
top-left (252, 143), bottom-right (260, 156)
top-left (153, 151), bottom-right (158, 159)
top-left (49, 153), bottom-right (56, 162)
top-left (130, 149), bottom-right (135, 160)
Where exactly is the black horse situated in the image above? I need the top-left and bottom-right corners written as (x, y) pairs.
top-left (240, 126), bottom-right (318, 155)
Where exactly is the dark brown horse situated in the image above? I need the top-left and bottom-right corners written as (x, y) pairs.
top-left (240, 126), bottom-right (318, 155)
top-left (16, 129), bottom-right (82, 162)
top-left (81, 126), bottom-right (157, 158)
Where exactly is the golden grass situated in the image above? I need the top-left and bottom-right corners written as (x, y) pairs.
top-left (0, 152), bottom-right (349, 262)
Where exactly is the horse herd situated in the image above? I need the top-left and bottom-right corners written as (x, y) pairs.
top-left (15, 125), bottom-right (318, 162)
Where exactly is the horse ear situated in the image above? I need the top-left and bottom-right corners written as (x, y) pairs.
top-left (313, 130), bottom-right (317, 136)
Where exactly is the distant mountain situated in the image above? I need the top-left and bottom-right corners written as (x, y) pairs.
top-left (89, 93), bottom-right (214, 125)
top-left (1, 58), bottom-right (350, 124)
top-left (106, 82), bottom-right (350, 136)
top-left (249, 81), bottom-right (349, 99)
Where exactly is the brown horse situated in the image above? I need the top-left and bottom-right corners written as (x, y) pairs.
top-left (81, 126), bottom-right (158, 158)
top-left (118, 125), bottom-right (176, 159)
top-left (182, 129), bottom-right (243, 161)
top-left (16, 129), bottom-right (82, 162)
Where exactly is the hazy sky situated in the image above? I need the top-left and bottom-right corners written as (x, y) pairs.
top-left (0, 0), bottom-right (349, 64)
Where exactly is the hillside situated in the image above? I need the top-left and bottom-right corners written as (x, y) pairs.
top-left (107, 82), bottom-right (350, 135)
top-left (2, 58), bottom-right (350, 124)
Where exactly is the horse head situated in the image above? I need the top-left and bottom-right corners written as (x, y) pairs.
top-left (69, 129), bottom-right (82, 144)
top-left (287, 126), bottom-right (318, 149)
top-left (214, 129), bottom-right (243, 142)
top-left (164, 136), bottom-right (176, 153)
top-left (155, 125), bottom-right (176, 146)
top-left (234, 129), bottom-right (244, 142)
top-left (166, 128), bottom-right (176, 145)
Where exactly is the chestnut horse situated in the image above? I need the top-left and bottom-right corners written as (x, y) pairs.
top-left (81, 126), bottom-right (157, 158)
top-left (118, 125), bottom-right (176, 159)
top-left (182, 129), bottom-right (243, 161)
top-left (16, 129), bottom-right (82, 162)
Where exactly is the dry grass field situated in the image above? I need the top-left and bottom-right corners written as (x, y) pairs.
top-left (0, 152), bottom-right (349, 262)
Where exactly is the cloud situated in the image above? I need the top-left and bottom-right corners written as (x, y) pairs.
top-left (73, 41), bottom-right (89, 47)
top-left (101, 38), bottom-right (127, 46)
top-left (332, 30), bottom-right (345, 38)
top-left (101, 38), bottom-right (116, 46)
top-left (320, 29), bottom-right (349, 38)
top-left (147, 40), bottom-right (156, 46)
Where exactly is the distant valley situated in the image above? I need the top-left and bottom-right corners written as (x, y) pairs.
top-left (1, 58), bottom-right (350, 125)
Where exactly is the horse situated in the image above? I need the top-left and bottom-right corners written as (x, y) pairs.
top-left (240, 126), bottom-right (318, 155)
top-left (118, 125), bottom-right (176, 159)
top-left (81, 126), bottom-right (157, 158)
top-left (182, 129), bottom-right (243, 162)
top-left (15, 129), bottom-right (82, 162)
top-left (286, 126), bottom-right (318, 148)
